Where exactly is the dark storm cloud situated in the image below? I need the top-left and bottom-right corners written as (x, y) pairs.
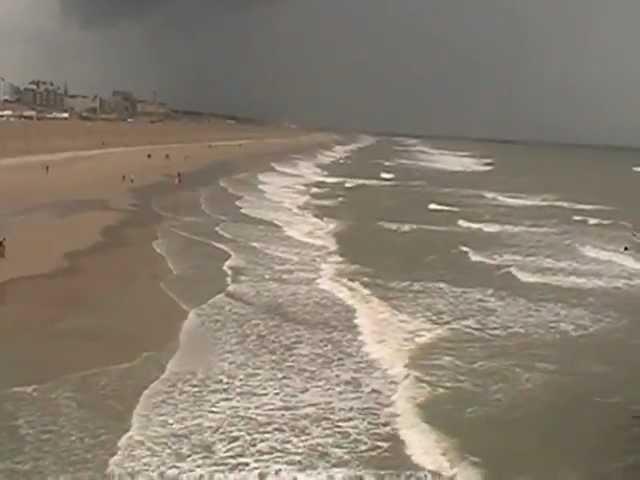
top-left (49, 1), bottom-right (640, 146)
top-left (58, 0), bottom-right (273, 28)
top-left (58, 0), bottom-right (173, 27)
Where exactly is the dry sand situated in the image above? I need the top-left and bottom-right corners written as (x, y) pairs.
top-left (0, 118), bottom-right (287, 159)
top-left (0, 119), bottom-right (332, 388)
top-left (0, 119), bottom-right (330, 284)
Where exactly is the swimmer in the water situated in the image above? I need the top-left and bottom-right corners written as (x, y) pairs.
top-left (623, 246), bottom-right (630, 252)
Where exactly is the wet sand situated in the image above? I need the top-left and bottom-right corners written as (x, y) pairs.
top-left (0, 121), bottom-right (332, 478)
top-left (0, 120), bottom-right (331, 389)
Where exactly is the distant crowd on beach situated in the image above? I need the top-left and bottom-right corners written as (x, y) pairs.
top-left (0, 146), bottom-right (191, 262)
top-left (39, 145), bottom-right (186, 188)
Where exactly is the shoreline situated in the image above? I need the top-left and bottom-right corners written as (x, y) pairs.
top-left (0, 194), bottom-right (176, 387)
top-left (0, 123), bottom-right (334, 477)
top-left (0, 121), bottom-right (332, 284)
top-left (0, 122), bottom-right (333, 389)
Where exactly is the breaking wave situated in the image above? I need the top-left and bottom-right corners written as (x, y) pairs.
top-left (572, 216), bottom-right (614, 226)
top-left (507, 267), bottom-right (635, 290)
top-left (457, 219), bottom-right (552, 234)
top-left (110, 136), bottom-right (483, 479)
top-left (394, 141), bottom-right (494, 173)
top-left (428, 203), bottom-right (460, 212)
top-left (460, 245), bottom-right (640, 290)
top-left (578, 245), bottom-right (640, 271)
top-left (482, 192), bottom-right (609, 211)
top-left (379, 221), bottom-right (456, 233)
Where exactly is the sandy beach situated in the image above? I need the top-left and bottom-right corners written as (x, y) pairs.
top-left (0, 119), bottom-right (330, 388)
top-left (0, 117), bottom-right (334, 478)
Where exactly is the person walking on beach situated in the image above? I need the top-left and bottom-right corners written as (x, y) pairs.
top-left (175, 171), bottom-right (182, 185)
top-left (122, 174), bottom-right (126, 183)
top-left (0, 238), bottom-right (6, 259)
top-left (45, 164), bottom-right (50, 175)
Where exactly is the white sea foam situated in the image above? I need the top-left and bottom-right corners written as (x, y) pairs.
top-left (457, 219), bottom-right (552, 234)
top-left (270, 135), bottom-right (376, 184)
top-left (380, 171), bottom-right (395, 180)
top-left (572, 215), bottom-right (614, 226)
top-left (428, 202), bottom-right (460, 212)
top-left (394, 137), bottom-right (421, 146)
top-left (460, 245), bottom-right (639, 290)
top-left (114, 137), bottom-right (476, 475)
top-left (632, 166), bottom-right (640, 172)
top-left (276, 140), bottom-right (474, 474)
top-left (223, 167), bottom-right (340, 250)
top-left (110, 136), bottom-right (491, 478)
top-left (379, 221), bottom-right (455, 233)
top-left (379, 221), bottom-right (421, 233)
top-left (578, 245), bottom-right (640, 270)
top-left (152, 138), bottom-right (474, 476)
top-left (459, 245), bottom-right (609, 272)
top-left (395, 378), bottom-right (484, 479)
top-left (508, 267), bottom-right (635, 290)
top-left (338, 177), bottom-right (424, 189)
top-left (0, 350), bottom-right (166, 478)
top-left (373, 278), bottom-right (615, 340)
top-left (343, 178), bottom-right (408, 187)
top-left (152, 217), bottom-right (240, 311)
top-left (412, 146), bottom-right (474, 157)
top-left (482, 191), bottom-right (609, 211)
top-left (395, 155), bottom-right (493, 173)
top-left (152, 238), bottom-right (180, 275)
top-left (394, 141), bottom-right (493, 172)
top-left (299, 147), bottom-right (484, 475)
top-left (318, 262), bottom-right (477, 477)
top-left (459, 246), bottom-right (500, 265)
top-left (308, 197), bottom-right (343, 207)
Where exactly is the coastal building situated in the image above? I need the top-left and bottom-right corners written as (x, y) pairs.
top-left (0, 77), bottom-right (20, 103)
top-left (64, 94), bottom-right (93, 113)
top-left (65, 94), bottom-right (113, 115)
top-left (111, 90), bottom-right (137, 118)
top-left (20, 80), bottom-right (64, 110)
top-left (136, 99), bottom-right (171, 117)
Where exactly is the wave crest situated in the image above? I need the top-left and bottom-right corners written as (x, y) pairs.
top-left (458, 219), bottom-right (552, 234)
top-left (482, 191), bottom-right (609, 211)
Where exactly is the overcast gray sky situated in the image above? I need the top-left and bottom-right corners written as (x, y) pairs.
top-left (1, 0), bottom-right (639, 146)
